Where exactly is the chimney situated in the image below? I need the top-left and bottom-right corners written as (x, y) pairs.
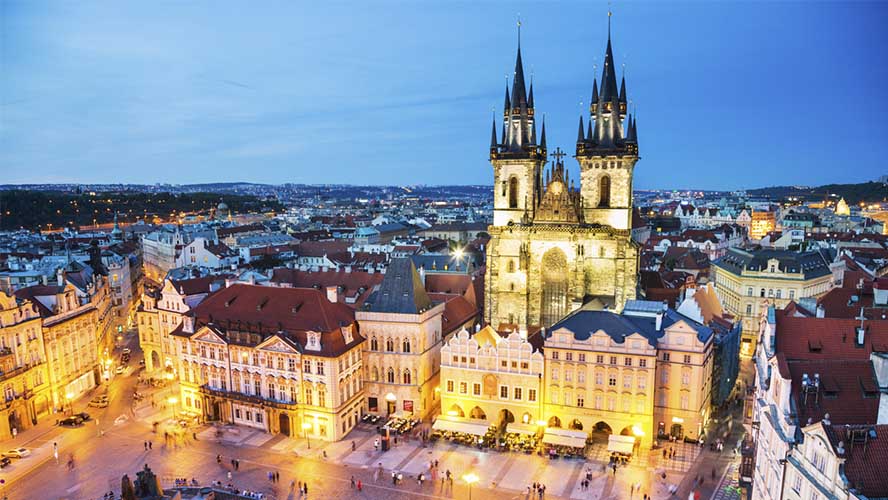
top-left (655, 311), bottom-right (664, 331)
top-left (326, 285), bottom-right (338, 303)
top-left (856, 326), bottom-right (865, 346)
top-left (56, 268), bottom-right (65, 287)
top-left (816, 304), bottom-right (825, 318)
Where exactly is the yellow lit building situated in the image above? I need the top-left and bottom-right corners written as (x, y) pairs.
top-left (749, 210), bottom-right (776, 240)
top-left (0, 291), bottom-right (51, 438)
top-left (440, 326), bottom-right (545, 427)
top-left (711, 248), bottom-right (832, 357)
top-left (358, 258), bottom-right (447, 420)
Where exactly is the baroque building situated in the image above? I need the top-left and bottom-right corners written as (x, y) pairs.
top-left (484, 26), bottom-right (639, 331)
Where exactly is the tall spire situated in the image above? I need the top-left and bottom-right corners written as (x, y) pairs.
top-left (530, 118), bottom-right (537, 144)
top-left (619, 73), bottom-right (627, 104)
top-left (591, 78), bottom-right (599, 106)
top-left (490, 114), bottom-right (498, 150)
top-left (600, 10), bottom-right (619, 104)
top-left (503, 80), bottom-right (511, 112)
top-left (577, 115), bottom-right (585, 143)
top-left (510, 19), bottom-right (529, 109)
top-left (528, 78), bottom-right (534, 108)
top-left (540, 115), bottom-right (547, 150)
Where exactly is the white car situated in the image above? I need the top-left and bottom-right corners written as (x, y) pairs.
top-left (3, 448), bottom-right (30, 459)
top-left (115, 365), bottom-right (125, 374)
top-left (122, 348), bottom-right (131, 355)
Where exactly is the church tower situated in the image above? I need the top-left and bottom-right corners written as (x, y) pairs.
top-left (576, 17), bottom-right (639, 230)
top-left (490, 32), bottom-right (547, 226)
top-left (485, 19), bottom-right (639, 331)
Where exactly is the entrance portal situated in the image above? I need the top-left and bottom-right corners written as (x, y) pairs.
top-left (279, 413), bottom-right (291, 436)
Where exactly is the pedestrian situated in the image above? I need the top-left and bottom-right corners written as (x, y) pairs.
top-left (374, 438), bottom-right (379, 451)
top-left (392, 471), bottom-right (397, 485)
top-left (236, 459), bottom-right (240, 471)
top-left (148, 441), bottom-right (153, 450)
top-left (419, 473), bottom-right (425, 486)
top-left (612, 463), bottom-right (617, 475)
top-left (662, 448), bottom-right (667, 459)
top-left (398, 473), bottom-right (403, 484)
top-left (350, 475), bottom-right (356, 488)
top-left (227, 471), bottom-right (232, 481)
top-left (357, 479), bottom-right (362, 491)
top-left (352, 440), bottom-right (356, 451)
top-left (231, 459), bottom-right (235, 468)
top-left (303, 482), bottom-right (308, 495)
top-left (144, 441), bottom-right (148, 451)
top-left (276, 471), bottom-right (280, 483)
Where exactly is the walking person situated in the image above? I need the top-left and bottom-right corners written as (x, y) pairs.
top-left (357, 479), bottom-right (362, 491)
top-left (351, 475), bottom-right (356, 489)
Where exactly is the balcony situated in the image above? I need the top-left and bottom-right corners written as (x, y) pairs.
top-left (198, 384), bottom-right (299, 411)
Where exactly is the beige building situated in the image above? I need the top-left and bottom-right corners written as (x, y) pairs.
top-left (750, 211), bottom-right (777, 240)
top-left (545, 300), bottom-right (715, 446)
top-left (171, 284), bottom-right (364, 442)
top-left (484, 32), bottom-right (638, 332)
top-left (712, 248), bottom-right (832, 357)
top-left (0, 290), bottom-right (51, 438)
top-left (358, 258), bottom-right (447, 419)
top-left (440, 326), bottom-right (545, 427)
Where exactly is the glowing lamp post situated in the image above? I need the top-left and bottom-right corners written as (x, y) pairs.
top-left (302, 422), bottom-right (312, 449)
top-left (463, 472), bottom-right (479, 500)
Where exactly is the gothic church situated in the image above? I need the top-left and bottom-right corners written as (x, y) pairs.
top-left (484, 23), bottom-right (640, 330)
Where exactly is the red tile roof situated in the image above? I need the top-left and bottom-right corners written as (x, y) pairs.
top-left (775, 315), bottom-right (888, 360)
top-left (788, 360), bottom-right (879, 427)
top-left (294, 241), bottom-right (349, 258)
top-left (172, 284), bottom-right (361, 357)
top-left (170, 275), bottom-right (233, 296)
top-left (428, 294), bottom-right (479, 335)
top-left (269, 268), bottom-right (383, 309)
top-left (825, 424), bottom-right (888, 498)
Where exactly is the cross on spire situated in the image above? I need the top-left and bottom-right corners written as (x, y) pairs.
top-left (552, 148), bottom-right (566, 164)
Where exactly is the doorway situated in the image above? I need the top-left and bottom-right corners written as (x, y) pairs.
top-left (279, 413), bottom-right (291, 436)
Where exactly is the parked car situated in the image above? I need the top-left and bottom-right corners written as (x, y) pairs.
top-left (115, 365), bottom-right (125, 374)
top-left (59, 416), bottom-right (84, 427)
top-left (2, 448), bottom-right (30, 458)
top-left (0, 457), bottom-right (11, 468)
top-left (88, 395), bottom-right (109, 408)
top-left (138, 359), bottom-right (145, 367)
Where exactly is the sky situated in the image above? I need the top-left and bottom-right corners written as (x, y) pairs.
top-left (2, 1), bottom-right (887, 190)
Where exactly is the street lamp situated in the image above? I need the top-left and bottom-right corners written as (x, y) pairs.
top-left (302, 422), bottom-right (312, 449)
top-left (462, 472), bottom-right (479, 500)
top-left (65, 392), bottom-right (74, 415)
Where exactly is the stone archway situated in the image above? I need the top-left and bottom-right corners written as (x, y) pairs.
top-left (448, 404), bottom-right (465, 418)
top-left (499, 409), bottom-right (515, 425)
top-left (548, 416), bottom-right (562, 428)
top-left (470, 406), bottom-right (486, 420)
top-left (540, 247), bottom-right (569, 327)
top-left (569, 418), bottom-right (584, 430)
top-left (593, 421), bottom-right (613, 434)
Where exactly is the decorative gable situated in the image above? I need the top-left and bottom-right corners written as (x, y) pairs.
top-left (305, 331), bottom-right (321, 352)
top-left (257, 335), bottom-right (299, 354)
top-left (192, 326), bottom-right (226, 344)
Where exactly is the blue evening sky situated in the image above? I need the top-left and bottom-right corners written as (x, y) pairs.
top-left (2, 1), bottom-right (886, 190)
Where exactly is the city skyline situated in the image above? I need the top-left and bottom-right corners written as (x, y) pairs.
top-left (3, 2), bottom-right (887, 189)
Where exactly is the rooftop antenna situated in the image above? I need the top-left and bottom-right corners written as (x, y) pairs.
top-left (608, 2), bottom-right (613, 39)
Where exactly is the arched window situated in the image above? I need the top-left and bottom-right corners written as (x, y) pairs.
top-left (372, 366), bottom-right (379, 381)
top-left (598, 175), bottom-right (611, 207)
top-left (402, 338), bottom-right (411, 353)
top-left (760, 288), bottom-right (766, 298)
top-left (509, 177), bottom-right (519, 208)
top-left (385, 338), bottom-right (394, 352)
top-left (370, 337), bottom-right (378, 351)
top-left (387, 368), bottom-right (395, 384)
top-left (403, 369), bottom-right (412, 385)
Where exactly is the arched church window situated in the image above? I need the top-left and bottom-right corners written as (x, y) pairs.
top-left (403, 369), bottom-right (411, 385)
top-left (370, 337), bottom-right (378, 351)
top-left (385, 338), bottom-right (394, 351)
top-left (509, 177), bottom-right (519, 208)
top-left (598, 175), bottom-right (611, 207)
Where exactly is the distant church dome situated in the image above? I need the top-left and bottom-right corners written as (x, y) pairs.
top-left (217, 201), bottom-right (229, 211)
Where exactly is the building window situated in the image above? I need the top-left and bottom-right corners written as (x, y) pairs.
top-left (746, 304), bottom-right (752, 314)
top-left (768, 289), bottom-right (774, 298)
top-left (760, 288), bottom-right (765, 298)
top-left (446, 380), bottom-right (454, 392)
top-left (578, 354), bottom-right (585, 362)
top-left (254, 380), bottom-right (261, 397)
top-left (565, 352), bottom-right (573, 361)
top-left (402, 339), bottom-right (411, 353)
top-left (551, 392), bottom-right (558, 404)
top-left (508, 176), bottom-right (519, 208)
top-left (608, 375), bottom-right (617, 387)
top-left (385, 338), bottom-right (394, 351)
top-left (662, 353), bottom-right (670, 361)
top-left (680, 394), bottom-right (689, 410)
top-left (610, 356), bottom-right (617, 365)
top-left (514, 387), bottom-right (522, 400)
top-left (623, 375), bottom-right (632, 388)
top-left (598, 175), bottom-right (611, 207)
top-left (316, 361), bottom-right (324, 375)
top-left (624, 357), bottom-right (632, 366)
top-left (596, 355), bottom-right (604, 364)
top-left (682, 371), bottom-right (690, 386)
top-left (577, 396), bottom-right (584, 408)
top-left (500, 385), bottom-right (509, 398)
top-left (683, 355), bottom-right (691, 364)
top-left (661, 369), bottom-right (669, 384)
top-left (528, 389), bottom-right (537, 402)
top-left (789, 290), bottom-right (795, 300)
top-left (370, 338), bottom-right (378, 350)
top-left (552, 351), bottom-right (559, 360)
top-left (459, 382), bottom-right (467, 394)
top-left (747, 287), bottom-right (753, 297)
top-left (638, 376), bottom-right (646, 390)
top-left (791, 474), bottom-right (802, 494)
top-left (776, 289), bottom-right (782, 299)
top-left (387, 368), bottom-right (395, 384)
top-left (595, 372), bottom-right (604, 385)
top-left (639, 359), bottom-right (647, 368)
top-left (520, 362), bottom-right (529, 369)
top-left (303, 360), bottom-right (311, 373)
top-left (288, 359), bottom-right (296, 371)
top-left (473, 383), bottom-right (481, 396)
top-left (402, 369), bottom-right (411, 385)
top-left (552, 368), bottom-right (559, 381)
top-left (564, 370), bottom-right (572, 382)
top-left (577, 371), bottom-right (586, 384)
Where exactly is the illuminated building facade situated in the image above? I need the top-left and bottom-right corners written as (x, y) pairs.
top-left (484, 25), bottom-right (638, 332)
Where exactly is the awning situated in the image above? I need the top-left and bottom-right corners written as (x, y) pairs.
top-left (432, 417), bottom-right (492, 436)
top-left (542, 433), bottom-right (586, 448)
top-left (390, 410), bottom-right (411, 420)
top-left (607, 434), bottom-right (637, 455)
top-left (506, 422), bottom-right (539, 436)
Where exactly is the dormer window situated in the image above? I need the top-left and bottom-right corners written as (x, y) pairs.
top-left (306, 331), bottom-right (321, 351)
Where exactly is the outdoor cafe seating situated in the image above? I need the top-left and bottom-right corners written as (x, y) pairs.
top-left (430, 415), bottom-right (496, 448)
top-left (501, 422), bottom-right (540, 453)
top-left (542, 427), bottom-right (588, 459)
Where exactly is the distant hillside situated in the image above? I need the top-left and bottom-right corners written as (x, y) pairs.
top-left (747, 181), bottom-right (887, 204)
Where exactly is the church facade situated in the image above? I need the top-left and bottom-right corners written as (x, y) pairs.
top-left (485, 29), bottom-right (640, 331)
